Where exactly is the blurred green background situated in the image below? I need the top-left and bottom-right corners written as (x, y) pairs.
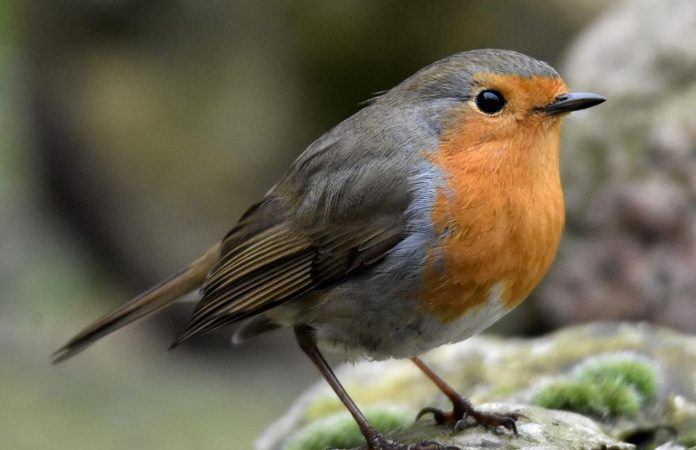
top-left (4, 1), bottom-right (695, 449)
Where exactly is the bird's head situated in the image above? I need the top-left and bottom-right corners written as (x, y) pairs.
top-left (396, 48), bottom-right (605, 125)
top-left (391, 49), bottom-right (605, 173)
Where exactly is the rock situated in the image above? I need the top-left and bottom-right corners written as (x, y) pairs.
top-left (381, 404), bottom-right (632, 450)
top-left (535, 0), bottom-right (696, 333)
top-left (256, 323), bottom-right (696, 449)
top-left (654, 443), bottom-right (688, 450)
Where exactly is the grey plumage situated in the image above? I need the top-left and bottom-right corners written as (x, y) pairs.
top-left (54, 49), bottom-right (559, 361)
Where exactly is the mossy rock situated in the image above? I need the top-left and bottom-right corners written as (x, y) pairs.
top-left (286, 407), bottom-right (410, 450)
top-left (388, 404), bottom-right (634, 450)
top-left (256, 323), bottom-right (696, 450)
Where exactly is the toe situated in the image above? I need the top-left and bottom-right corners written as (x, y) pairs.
top-left (453, 417), bottom-right (468, 433)
top-left (415, 407), bottom-right (454, 425)
top-left (500, 416), bottom-right (518, 436)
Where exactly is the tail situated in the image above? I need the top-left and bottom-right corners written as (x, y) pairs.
top-left (52, 242), bottom-right (221, 364)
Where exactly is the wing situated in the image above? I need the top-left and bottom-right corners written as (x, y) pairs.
top-left (173, 200), bottom-right (404, 345)
top-left (173, 99), bottom-right (442, 346)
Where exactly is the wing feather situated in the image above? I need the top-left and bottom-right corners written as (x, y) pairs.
top-left (173, 211), bottom-right (405, 346)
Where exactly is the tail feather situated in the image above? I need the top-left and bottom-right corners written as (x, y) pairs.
top-left (52, 242), bottom-right (221, 364)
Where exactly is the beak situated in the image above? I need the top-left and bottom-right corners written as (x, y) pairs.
top-left (537, 92), bottom-right (606, 115)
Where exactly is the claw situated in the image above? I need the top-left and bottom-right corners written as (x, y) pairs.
top-left (502, 416), bottom-right (518, 436)
top-left (415, 407), bottom-right (437, 422)
top-left (469, 410), bottom-right (523, 436)
top-left (418, 402), bottom-right (524, 437)
top-left (509, 413), bottom-right (530, 422)
top-left (453, 417), bottom-right (468, 433)
top-left (415, 407), bottom-right (452, 425)
top-left (410, 357), bottom-right (525, 440)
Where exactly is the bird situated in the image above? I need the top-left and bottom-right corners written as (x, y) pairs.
top-left (53, 49), bottom-right (605, 450)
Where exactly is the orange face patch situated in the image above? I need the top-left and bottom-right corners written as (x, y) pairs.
top-left (420, 74), bottom-right (567, 322)
top-left (475, 73), bottom-right (568, 116)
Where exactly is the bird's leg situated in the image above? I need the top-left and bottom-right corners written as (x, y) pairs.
top-left (294, 326), bottom-right (459, 450)
top-left (411, 357), bottom-right (522, 435)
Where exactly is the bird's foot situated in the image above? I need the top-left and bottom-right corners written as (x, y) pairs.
top-left (416, 396), bottom-right (524, 436)
top-left (360, 432), bottom-right (460, 450)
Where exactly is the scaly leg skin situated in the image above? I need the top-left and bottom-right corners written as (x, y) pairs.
top-left (295, 326), bottom-right (460, 450)
top-left (411, 357), bottom-right (524, 435)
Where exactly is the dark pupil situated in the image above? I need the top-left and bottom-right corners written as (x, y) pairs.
top-left (476, 89), bottom-right (506, 114)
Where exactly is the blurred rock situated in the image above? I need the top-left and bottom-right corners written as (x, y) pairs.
top-left (537, 0), bottom-right (696, 332)
top-left (257, 323), bottom-right (696, 449)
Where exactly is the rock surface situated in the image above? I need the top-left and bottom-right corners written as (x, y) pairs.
top-left (256, 323), bottom-right (696, 450)
top-left (382, 404), bottom-right (633, 450)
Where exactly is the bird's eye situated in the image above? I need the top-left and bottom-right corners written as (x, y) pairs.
top-left (475, 89), bottom-right (506, 114)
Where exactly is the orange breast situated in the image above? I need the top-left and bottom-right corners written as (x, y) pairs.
top-left (420, 105), bottom-right (565, 322)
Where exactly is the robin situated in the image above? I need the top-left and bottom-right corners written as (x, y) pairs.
top-left (53, 49), bottom-right (605, 449)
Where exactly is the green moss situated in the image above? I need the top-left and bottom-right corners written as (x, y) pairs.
top-left (676, 429), bottom-right (696, 448)
top-left (287, 408), bottom-right (410, 450)
top-left (533, 379), bottom-right (603, 415)
top-left (594, 379), bottom-right (642, 416)
top-left (577, 355), bottom-right (658, 399)
top-left (533, 379), bottom-right (641, 416)
top-left (533, 353), bottom-right (657, 418)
